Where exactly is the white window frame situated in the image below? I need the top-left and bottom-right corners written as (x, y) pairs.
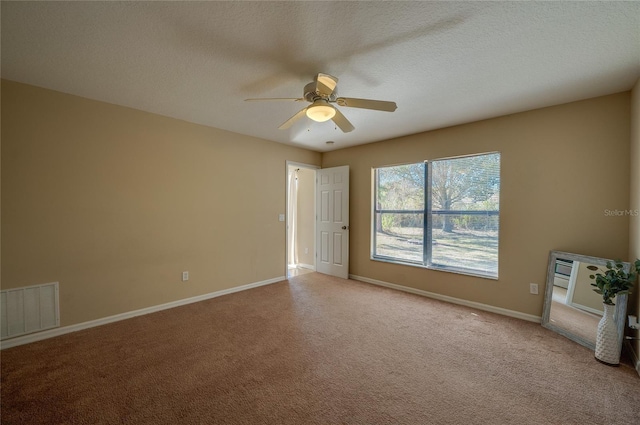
top-left (371, 152), bottom-right (500, 279)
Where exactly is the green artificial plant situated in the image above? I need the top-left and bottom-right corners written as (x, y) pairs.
top-left (588, 259), bottom-right (640, 305)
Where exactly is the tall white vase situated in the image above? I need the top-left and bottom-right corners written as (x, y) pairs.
top-left (595, 303), bottom-right (621, 365)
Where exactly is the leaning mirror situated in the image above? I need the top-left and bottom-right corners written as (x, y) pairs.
top-left (541, 250), bottom-right (628, 351)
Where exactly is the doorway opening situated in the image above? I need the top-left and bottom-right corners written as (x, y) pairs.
top-left (286, 162), bottom-right (317, 278)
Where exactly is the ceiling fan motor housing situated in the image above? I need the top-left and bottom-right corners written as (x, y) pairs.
top-left (303, 81), bottom-right (336, 103)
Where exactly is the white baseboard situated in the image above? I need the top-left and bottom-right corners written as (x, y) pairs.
top-left (297, 263), bottom-right (316, 271)
top-left (624, 339), bottom-right (640, 377)
top-left (349, 274), bottom-right (541, 323)
top-left (0, 276), bottom-right (285, 350)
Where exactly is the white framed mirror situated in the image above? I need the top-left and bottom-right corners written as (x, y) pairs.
top-left (541, 250), bottom-right (629, 351)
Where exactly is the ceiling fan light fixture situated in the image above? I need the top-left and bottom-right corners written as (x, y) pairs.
top-left (306, 99), bottom-right (336, 122)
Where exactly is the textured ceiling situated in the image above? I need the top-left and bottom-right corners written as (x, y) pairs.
top-left (2, 1), bottom-right (639, 152)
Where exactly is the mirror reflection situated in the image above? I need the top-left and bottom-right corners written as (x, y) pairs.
top-left (542, 251), bottom-right (628, 351)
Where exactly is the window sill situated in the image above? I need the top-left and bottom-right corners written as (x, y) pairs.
top-left (370, 256), bottom-right (498, 280)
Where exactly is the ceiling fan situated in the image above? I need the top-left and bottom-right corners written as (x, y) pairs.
top-left (245, 73), bottom-right (397, 133)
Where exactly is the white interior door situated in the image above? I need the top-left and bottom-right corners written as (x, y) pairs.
top-left (316, 165), bottom-right (349, 278)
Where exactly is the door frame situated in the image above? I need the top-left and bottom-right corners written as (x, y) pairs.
top-left (285, 161), bottom-right (320, 278)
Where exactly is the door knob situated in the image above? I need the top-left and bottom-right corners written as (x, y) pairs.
top-left (342, 226), bottom-right (349, 230)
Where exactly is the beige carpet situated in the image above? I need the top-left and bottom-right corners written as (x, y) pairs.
top-left (2, 273), bottom-right (639, 424)
top-left (549, 299), bottom-right (600, 345)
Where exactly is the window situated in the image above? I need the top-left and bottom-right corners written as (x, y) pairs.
top-left (373, 152), bottom-right (500, 278)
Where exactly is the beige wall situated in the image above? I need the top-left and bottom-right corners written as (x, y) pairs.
top-left (322, 93), bottom-right (631, 317)
top-left (295, 167), bottom-right (316, 268)
top-left (1, 80), bottom-right (321, 327)
top-left (630, 78), bottom-right (640, 363)
top-left (1, 79), bottom-right (634, 330)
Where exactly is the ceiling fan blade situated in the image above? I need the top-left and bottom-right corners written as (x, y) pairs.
top-left (331, 108), bottom-right (355, 133)
top-left (335, 97), bottom-right (397, 112)
top-left (316, 73), bottom-right (338, 96)
top-left (278, 107), bottom-right (308, 130)
top-left (245, 98), bottom-right (304, 102)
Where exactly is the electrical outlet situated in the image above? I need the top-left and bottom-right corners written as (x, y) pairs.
top-left (304, 247), bottom-right (309, 254)
top-left (529, 283), bottom-right (538, 295)
top-left (182, 271), bottom-right (189, 282)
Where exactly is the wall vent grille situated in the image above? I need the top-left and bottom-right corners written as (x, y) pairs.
top-left (1, 282), bottom-right (60, 340)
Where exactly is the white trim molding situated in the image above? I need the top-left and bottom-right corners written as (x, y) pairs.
top-left (350, 274), bottom-right (541, 323)
top-left (0, 276), bottom-right (285, 350)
